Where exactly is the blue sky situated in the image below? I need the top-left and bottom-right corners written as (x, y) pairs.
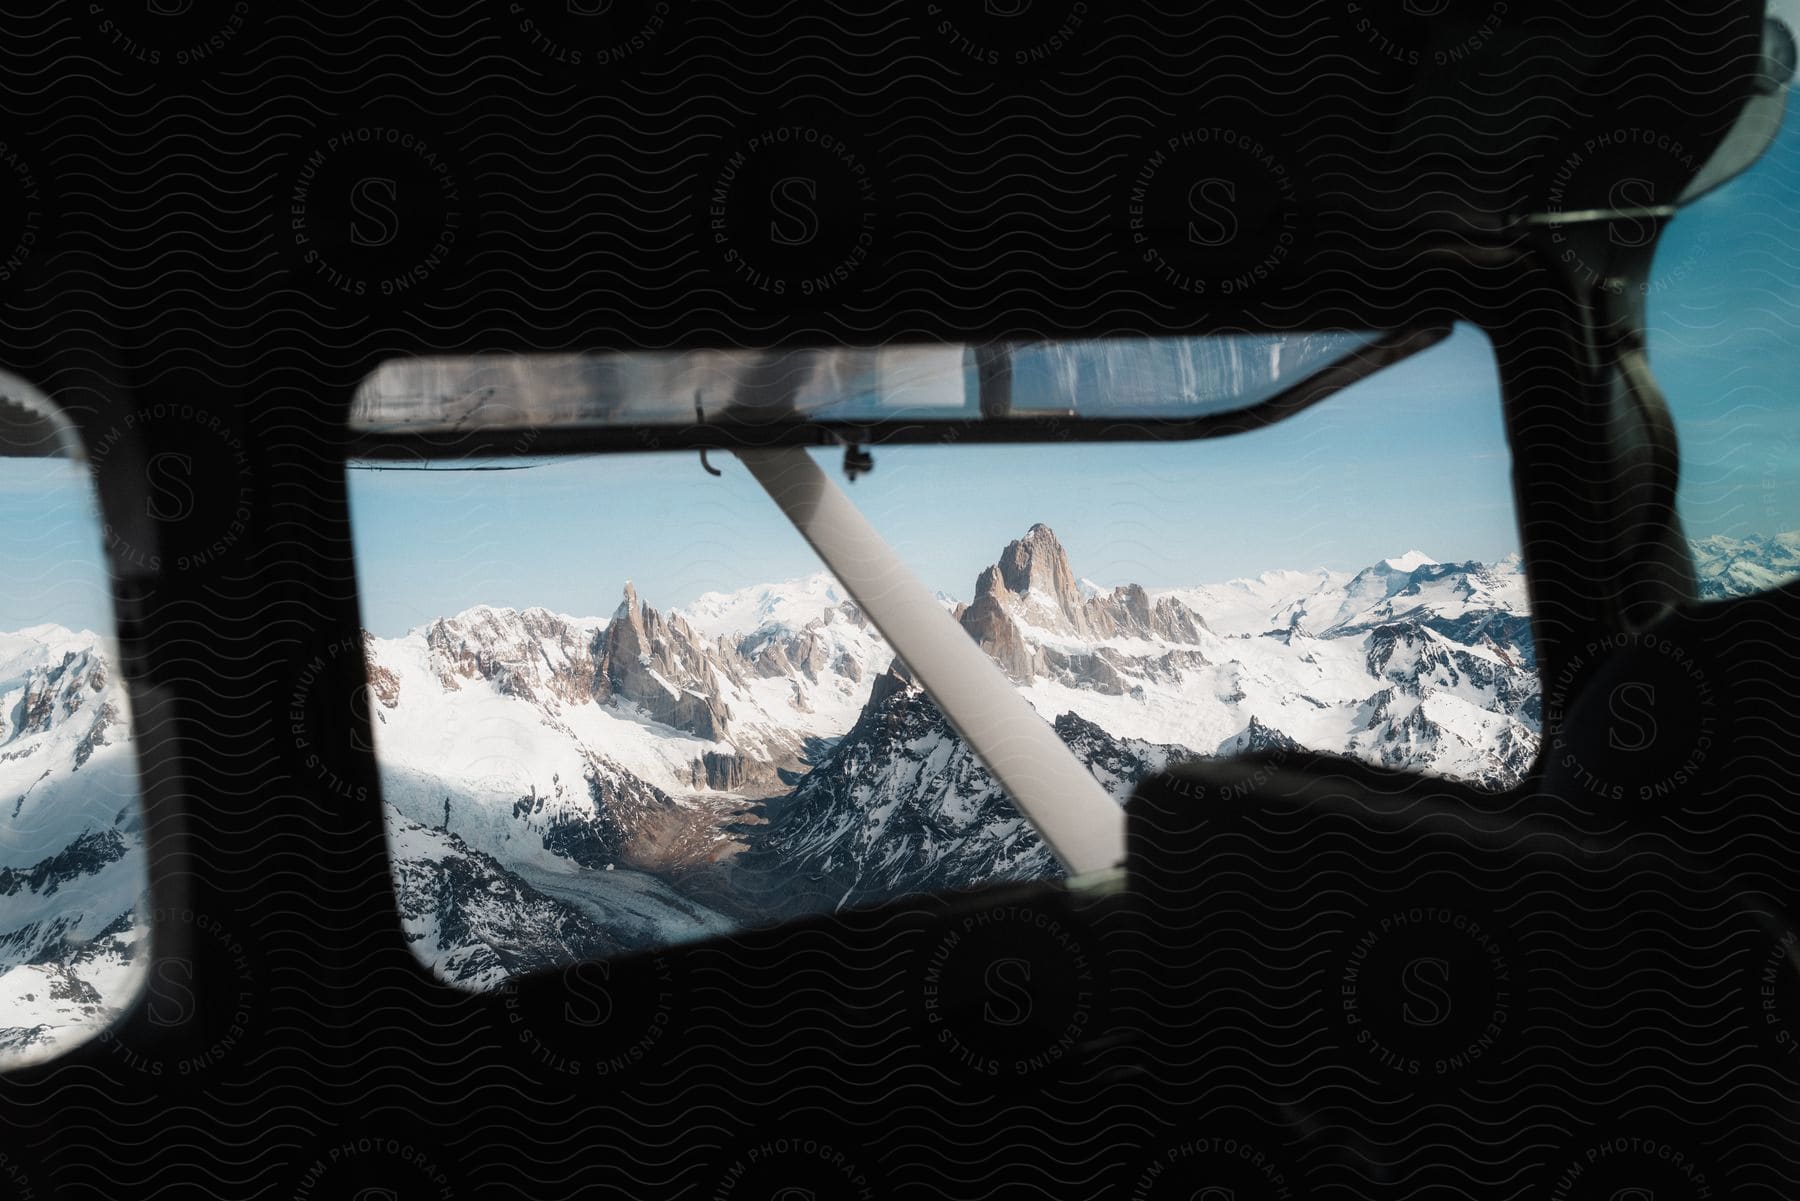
top-left (0, 459), bottom-right (115, 635)
top-left (1647, 105), bottom-right (1800, 542)
top-left (342, 325), bottom-right (1522, 636)
top-left (5, 109), bottom-right (1798, 639)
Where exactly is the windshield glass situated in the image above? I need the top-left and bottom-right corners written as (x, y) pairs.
top-left (349, 331), bottom-right (1382, 438)
top-left (0, 379), bottom-right (148, 1070)
top-left (1648, 56), bottom-right (1800, 596)
top-left (346, 324), bottom-right (1540, 988)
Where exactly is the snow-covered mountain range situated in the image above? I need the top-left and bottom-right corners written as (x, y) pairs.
top-left (1690, 531), bottom-right (1800, 600)
top-left (0, 627), bottom-right (143, 1065)
top-left (7, 526), bottom-right (1796, 1059)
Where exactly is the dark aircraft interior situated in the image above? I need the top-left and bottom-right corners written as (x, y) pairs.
top-left (3, 1), bottom-right (1800, 1197)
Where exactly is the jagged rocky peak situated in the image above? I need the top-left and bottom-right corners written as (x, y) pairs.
top-left (995, 524), bottom-right (1089, 627)
top-left (959, 525), bottom-right (1086, 682)
top-left (1086, 581), bottom-right (1210, 644)
top-left (0, 637), bottom-right (116, 746)
top-left (1218, 716), bottom-right (1303, 758)
top-left (959, 524), bottom-right (1211, 683)
top-left (421, 605), bottom-right (598, 706)
top-left (610, 581), bottom-right (742, 680)
top-left (865, 659), bottom-right (917, 709)
top-left (959, 572), bottom-right (1043, 682)
top-left (598, 582), bottom-right (734, 741)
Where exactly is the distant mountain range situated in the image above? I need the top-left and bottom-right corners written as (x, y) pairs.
top-left (1690, 531), bottom-right (1800, 600)
top-left (6, 526), bottom-right (1796, 1060)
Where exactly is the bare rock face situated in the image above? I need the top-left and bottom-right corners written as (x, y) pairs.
top-left (995, 523), bottom-right (1088, 632)
top-left (1083, 582), bottom-right (1209, 644)
top-left (1080, 580), bottom-right (1211, 644)
top-left (747, 638), bottom-right (796, 680)
top-left (71, 702), bottom-right (120, 770)
top-left (17, 675), bottom-right (58, 738)
top-left (683, 750), bottom-right (786, 794)
top-left (363, 632), bottom-right (402, 709)
top-left (959, 524), bottom-right (1208, 685)
top-left (958, 566), bottom-right (1044, 683)
top-left (865, 660), bottom-right (914, 710)
top-left (596, 583), bottom-right (732, 741)
top-left (786, 629), bottom-right (834, 682)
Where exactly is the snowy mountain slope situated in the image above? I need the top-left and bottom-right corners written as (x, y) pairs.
top-left (370, 584), bottom-right (890, 804)
top-left (1164, 552), bottom-right (1531, 645)
top-left (0, 909), bottom-right (141, 1064)
top-left (950, 526), bottom-right (1540, 787)
top-left (386, 812), bottom-right (628, 990)
top-left (680, 571), bottom-right (852, 641)
top-left (0, 628), bottom-right (145, 1064)
top-left (384, 809), bottom-right (739, 991)
top-left (1153, 566), bottom-right (1355, 637)
top-left (362, 583), bottom-right (893, 984)
top-left (727, 667), bottom-right (1185, 919)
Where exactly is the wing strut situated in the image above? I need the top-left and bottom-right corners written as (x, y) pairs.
top-left (736, 447), bottom-right (1127, 877)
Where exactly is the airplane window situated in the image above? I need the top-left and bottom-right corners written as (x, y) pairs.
top-left (1649, 102), bottom-right (1800, 596)
top-left (347, 323), bottom-right (1561, 988)
top-left (0, 381), bottom-right (147, 1069)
